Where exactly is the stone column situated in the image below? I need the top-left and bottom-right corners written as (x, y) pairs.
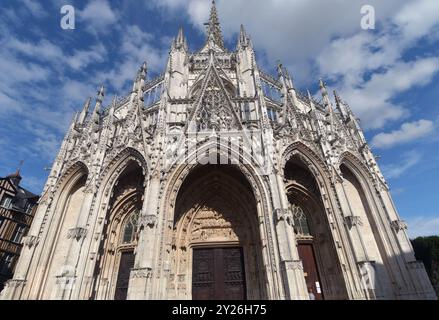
top-left (127, 174), bottom-right (161, 300)
top-left (271, 173), bottom-right (309, 300)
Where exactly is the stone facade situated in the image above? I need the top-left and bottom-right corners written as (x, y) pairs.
top-left (1, 1), bottom-right (436, 300)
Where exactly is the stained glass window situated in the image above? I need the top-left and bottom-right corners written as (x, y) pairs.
top-left (122, 212), bottom-right (139, 244)
top-left (291, 204), bottom-right (311, 236)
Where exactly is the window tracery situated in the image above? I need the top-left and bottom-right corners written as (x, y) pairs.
top-left (122, 211), bottom-right (139, 244)
top-left (291, 203), bottom-right (312, 237)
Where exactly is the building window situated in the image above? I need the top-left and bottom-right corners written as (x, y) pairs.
top-left (291, 204), bottom-right (311, 237)
top-left (243, 102), bottom-right (251, 121)
top-left (12, 225), bottom-right (26, 244)
top-left (0, 254), bottom-right (14, 275)
top-left (122, 213), bottom-right (138, 244)
top-left (25, 202), bottom-right (34, 214)
top-left (0, 196), bottom-right (13, 209)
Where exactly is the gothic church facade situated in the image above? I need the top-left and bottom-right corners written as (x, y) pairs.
top-left (1, 2), bottom-right (436, 300)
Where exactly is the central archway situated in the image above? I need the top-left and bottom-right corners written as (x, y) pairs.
top-left (168, 165), bottom-right (267, 300)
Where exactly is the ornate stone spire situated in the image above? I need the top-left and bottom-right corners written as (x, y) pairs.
top-left (319, 79), bottom-right (333, 111)
top-left (319, 79), bottom-right (336, 130)
top-left (237, 24), bottom-right (248, 48)
top-left (78, 97), bottom-right (91, 125)
top-left (140, 61), bottom-right (147, 81)
top-left (307, 90), bottom-right (316, 111)
top-left (334, 90), bottom-right (348, 120)
top-left (205, 0), bottom-right (225, 49)
top-left (92, 85), bottom-right (104, 124)
top-left (109, 96), bottom-right (117, 124)
top-left (174, 27), bottom-right (187, 50)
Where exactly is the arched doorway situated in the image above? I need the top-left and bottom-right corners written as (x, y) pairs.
top-left (91, 161), bottom-right (145, 300)
top-left (168, 165), bottom-right (267, 300)
top-left (340, 163), bottom-right (391, 298)
top-left (284, 158), bottom-right (348, 300)
top-left (42, 166), bottom-right (88, 300)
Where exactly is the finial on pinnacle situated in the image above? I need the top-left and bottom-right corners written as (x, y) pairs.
top-left (140, 61), bottom-right (147, 78)
top-left (319, 78), bottom-right (328, 97)
top-left (204, 0), bottom-right (225, 49)
top-left (97, 85), bottom-right (105, 100)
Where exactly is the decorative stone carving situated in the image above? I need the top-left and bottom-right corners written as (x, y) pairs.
top-left (391, 220), bottom-right (408, 233)
top-left (138, 214), bottom-right (157, 229)
top-left (67, 227), bottom-right (87, 241)
top-left (344, 215), bottom-right (363, 228)
top-left (4, 279), bottom-right (26, 289)
top-left (273, 208), bottom-right (294, 226)
top-left (22, 235), bottom-right (40, 249)
top-left (131, 268), bottom-right (153, 279)
top-left (193, 209), bottom-right (238, 242)
top-left (282, 259), bottom-right (304, 271)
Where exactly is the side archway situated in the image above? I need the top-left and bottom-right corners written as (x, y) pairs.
top-left (39, 162), bottom-right (89, 299)
top-left (339, 159), bottom-right (393, 299)
top-left (283, 152), bottom-right (348, 300)
top-left (90, 159), bottom-right (146, 300)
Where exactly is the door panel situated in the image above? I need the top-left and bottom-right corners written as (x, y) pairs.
top-left (223, 248), bottom-right (246, 300)
top-left (298, 243), bottom-right (323, 300)
top-left (192, 247), bottom-right (246, 300)
top-left (192, 249), bottom-right (215, 300)
top-left (114, 250), bottom-right (135, 300)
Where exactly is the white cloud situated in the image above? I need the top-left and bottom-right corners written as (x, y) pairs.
top-left (101, 25), bottom-right (167, 91)
top-left (382, 151), bottom-right (422, 179)
top-left (22, 0), bottom-right (48, 18)
top-left (80, 0), bottom-right (119, 34)
top-left (150, 0), bottom-right (439, 130)
top-left (394, 0), bottom-right (439, 42)
top-left (5, 38), bottom-right (107, 72)
top-left (372, 120), bottom-right (435, 149)
top-left (149, 0), bottom-right (411, 77)
top-left (406, 216), bottom-right (439, 238)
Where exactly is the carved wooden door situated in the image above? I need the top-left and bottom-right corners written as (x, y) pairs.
top-left (298, 243), bottom-right (324, 300)
top-left (114, 250), bottom-right (135, 300)
top-left (192, 247), bottom-right (246, 300)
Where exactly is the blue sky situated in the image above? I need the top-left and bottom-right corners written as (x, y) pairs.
top-left (0, 0), bottom-right (438, 238)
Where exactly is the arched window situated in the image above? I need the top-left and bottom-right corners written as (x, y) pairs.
top-left (122, 212), bottom-right (139, 244)
top-left (291, 204), bottom-right (311, 237)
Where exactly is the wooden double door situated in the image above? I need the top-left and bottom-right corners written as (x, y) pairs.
top-left (192, 247), bottom-right (247, 300)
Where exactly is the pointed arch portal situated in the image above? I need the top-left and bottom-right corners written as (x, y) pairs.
top-left (284, 157), bottom-right (348, 300)
top-left (90, 160), bottom-right (145, 300)
top-left (169, 165), bottom-right (267, 300)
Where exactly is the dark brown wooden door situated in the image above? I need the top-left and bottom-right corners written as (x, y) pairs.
top-left (114, 250), bottom-right (135, 300)
top-left (298, 243), bottom-right (323, 300)
top-left (192, 247), bottom-right (246, 300)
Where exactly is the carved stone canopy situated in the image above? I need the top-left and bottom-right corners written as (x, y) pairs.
top-left (67, 227), bottom-right (87, 241)
top-left (344, 215), bottom-right (362, 229)
top-left (138, 214), bottom-right (157, 229)
top-left (22, 235), bottom-right (40, 249)
top-left (391, 220), bottom-right (408, 233)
